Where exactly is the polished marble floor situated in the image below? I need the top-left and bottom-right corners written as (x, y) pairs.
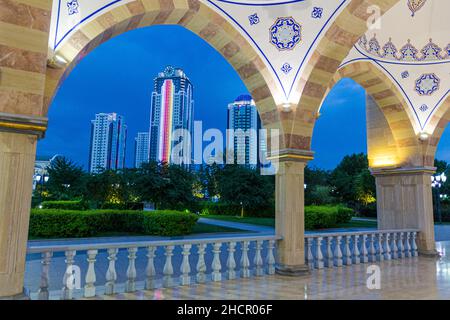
top-left (80, 241), bottom-right (450, 300)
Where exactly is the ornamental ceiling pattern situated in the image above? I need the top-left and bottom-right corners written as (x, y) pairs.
top-left (342, 0), bottom-right (449, 132)
top-left (48, 0), bottom-right (350, 105)
top-left (48, 0), bottom-right (449, 133)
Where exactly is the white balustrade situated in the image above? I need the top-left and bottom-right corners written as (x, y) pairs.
top-left (125, 247), bottom-right (138, 292)
top-left (27, 230), bottom-right (419, 299)
top-left (84, 249), bottom-right (98, 298)
top-left (304, 229), bottom-right (419, 270)
top-left (105, 248), bottom-right (118, 295)
top-left (37, 251), bottom-right (52, 300)
top-left (180, 244), bottom-right (192, 285)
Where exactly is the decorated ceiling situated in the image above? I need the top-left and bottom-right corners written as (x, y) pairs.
top-left (341, 0), bottom-right (450, 133)
top-left (48, 0), bottom-right (449, 133)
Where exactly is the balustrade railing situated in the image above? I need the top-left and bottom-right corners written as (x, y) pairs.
top-left (26, 229), bottom-right (419, 299)
top-left (305, 230), bottom-right (419, 270)
top-left (27, 235), bottom-right (279, 300)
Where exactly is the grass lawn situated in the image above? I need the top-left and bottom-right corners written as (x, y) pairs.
top-left (203, 215), bottom-right (379, 229)
top-left (203, 215), bottom-right (275, 227)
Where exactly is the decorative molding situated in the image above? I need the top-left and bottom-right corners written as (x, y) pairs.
top-left (371, 166), bottom-right (436, 176)
top-left (407, 0), bottom-right (427, 17)
top-left (268, 148), bottom-right (314, 162)
top-left (0, 113), bottom-right (48, 138)
top-left (358, 35), bottom-right (450, 62)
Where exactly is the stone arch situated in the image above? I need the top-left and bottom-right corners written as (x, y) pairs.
top-left (424, 96), bottom-right (450, 166)
top-left (278, 0), bottom-right (401, 151)
top-left (43, 0), bottom-right (283, 142)
top-left (328, 60), bottom-right (421, 168)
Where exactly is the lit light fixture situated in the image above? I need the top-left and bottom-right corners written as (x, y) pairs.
top-left (48, 53), bottom-right (68, 69)
top-left (419, 132), bottom-right (429, 141)
top-left (281, 103), bottom-right (293, 113)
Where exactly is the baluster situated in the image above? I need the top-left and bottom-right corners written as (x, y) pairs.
top-left (125, 247), bottom-right (138, 292)
top-left (38, 251), bottom-right (53, 300)
top-left (145, 246), bottom-right (157, 290)
top-left (84, 249), bottom-right (98, 298)
top-left (212, 242), bottom-right (222, 281)
top-left (334, 236), bottom-right (343, 267)
top-left (391, 233), bottom-right (398, 259)
top-left (412, 232), bottom-right (419, 257)
top-left (163, 245), bottom-right (174, 287)
top-left (352, 235), bottom-right (360, 265)
top-left (316, 237), bottom-right (324, 269)
top-left (343, 235), bottom-right (352, 265)
top-left (361, 234), bottom-right (368, 263)
top-left (226, 242), bottom-right (237, 280)
top-left (377, 234), bottom-right (384, 262)
top-left (306, 237), bottom-right (314, 269)
top-left (369, 234), bottom-right (376, 262)
top-left (398, 232), bottom-right (405, 258)
top-left (241, 241), bottom-right (250, 278)
top-left (180, 244), bottom-right (192, 285)
top-left (404, 232), bottom-right (412, 258)
top-left (326, 237), bottom-right (333, 268)
top-left (61, 250), bottom-right (76, 300)
top-left (266, 240), bottom-right (276, 275)
top-left (383, 233), bottom-right (391, 260)
top-left (196, 243), bottom-right (207, 283)
top-left (254, 240), bottom-right (264, 276)
top-left (105, 248), bottom-right (118, 295)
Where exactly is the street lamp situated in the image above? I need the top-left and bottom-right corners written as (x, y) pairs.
top-left (34, 173), bottom-right (49, 205)
top-left (431, 172), bottom-right (447, 224)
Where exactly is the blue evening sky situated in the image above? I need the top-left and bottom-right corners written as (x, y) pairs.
top-left (38, 25), bottom-right (450, 170)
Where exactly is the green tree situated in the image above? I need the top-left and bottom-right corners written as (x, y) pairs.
top-left (215, 165), bottom-right (274, 211)
top-left (330, 153), bottom-right (375, 205)
top-left (45, 157), bottom-right (86, 200)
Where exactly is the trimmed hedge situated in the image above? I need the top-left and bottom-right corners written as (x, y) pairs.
top-left (29, 209), bottom-right (199, 238)
top-left (40, 200), bottom-right (89, 210)
top-left (305, 206), bottom-right (354, 230)
top-left (200, 202), bottom-right (274, 218)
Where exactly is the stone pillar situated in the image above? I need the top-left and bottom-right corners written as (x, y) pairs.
top-left (274, 150), bottom-right (313, 276)
top-left (372, 167), bottom-right (438, 256)
top-left (0, 114), bottom-right (47, 299)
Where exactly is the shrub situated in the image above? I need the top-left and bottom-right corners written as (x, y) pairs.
top-left (200, 201), bottom-right (274, 217)
top-left (142, 211), bottom-right (199, 236)
top-left (304, 205), bottom-right (354, 230)
top-left (29, 209), bottom-right (199, 238)
top-left (40, 200), bottom-right (89, 210)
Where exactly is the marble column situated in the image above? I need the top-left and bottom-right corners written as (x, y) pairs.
top-left (275, 151), bottom-right (313, 276)
top-left (0, 114), bottom-right (46, 299)
top-left (372, 167), bottom-right (438, 256)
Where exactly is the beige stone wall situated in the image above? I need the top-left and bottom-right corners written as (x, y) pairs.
top-left (374, 169), bottom-right (437, 255)
top-left (0, 131), bottom-right (37, 297)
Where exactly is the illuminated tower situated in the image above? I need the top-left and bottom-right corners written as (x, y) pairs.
top-left (89, 113), bottom-right (127, 173)
top-left (148, 66), bottom-right (194, 163)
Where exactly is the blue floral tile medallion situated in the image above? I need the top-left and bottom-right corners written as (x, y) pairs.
top-left (269, 17), bottom-right (301, 51)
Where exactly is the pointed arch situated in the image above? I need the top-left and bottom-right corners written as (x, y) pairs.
top-left (43, 0), bottom-right (283, 140)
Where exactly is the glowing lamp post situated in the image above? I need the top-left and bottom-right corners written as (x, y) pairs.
top-left (431, 172), bottom-right (447, 224)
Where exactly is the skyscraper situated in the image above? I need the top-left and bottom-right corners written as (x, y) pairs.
top-left (149, 66), bottom-right (194, 164)
top-left (134, 132), bottom-right (149, 168)
top-left (227, 94), bottom-right (268, 168)
top-left (88, 113), bottom-right (127, 173)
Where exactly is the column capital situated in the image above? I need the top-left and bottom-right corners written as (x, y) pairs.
top-left (0, 112), bottom-right (48, 138)
top-left (268, 148), bottom-right (314, 162)
top-left (370, 166), bottom-right (436, 176)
